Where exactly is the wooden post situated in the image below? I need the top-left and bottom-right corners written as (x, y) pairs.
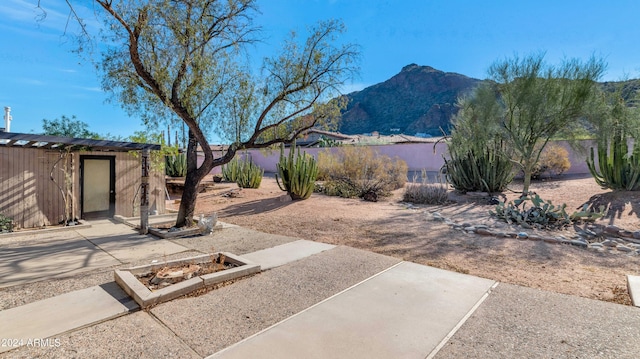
top-left (140, 148), bottom-right (150, 234)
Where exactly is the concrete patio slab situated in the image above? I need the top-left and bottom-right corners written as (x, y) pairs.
top-left (73, 219), bottom-right (139, 239)
top-left (0, 283), bottom-right (138, 354)
top-left (152, 246), bottom-right (402, 357)
top-left (240, 239), bottom-right (335, 270)
top-left (0, 236), bottom-right (122, 288)
top-left (209, 261), bottom-right (496, 359)
top-left (87, 232), bottom-right (191, 264)
top-left (627, 275), bottom-right (640, 307)
top-left (434, 283), bottom-right (640, 359)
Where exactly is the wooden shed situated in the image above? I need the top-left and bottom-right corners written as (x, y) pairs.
top-left (0, 132), bottom-right (164, 230)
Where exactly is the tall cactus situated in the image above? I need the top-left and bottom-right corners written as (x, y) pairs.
top-left (587, 129), bottom-right (640, 191)
top-left (275, 141), bottom-right (318, 200)
top-left (222, 157), bottom-right (263, 188)
top-left (165, 154), bottom-right (187, 177)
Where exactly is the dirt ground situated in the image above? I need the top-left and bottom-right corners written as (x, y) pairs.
top-left (168, 174), bottom-right (640, 305)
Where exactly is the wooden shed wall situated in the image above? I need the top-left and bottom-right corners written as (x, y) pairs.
top-left (0, 148), bottom-right (165, 229)
top-left (0, 147), bottom-right (67, 229)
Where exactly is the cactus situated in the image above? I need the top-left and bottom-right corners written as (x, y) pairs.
top-left (586, 128), bottom-right (640, 191)
top-left (444, 141), bottom-right (514, 193)
top-left (235, 160), bottom-right (263, 189)
top-left (491, 194), bottom-right (607, 229)
top-left (222, 157), bottom-right (263, 188)
top-left (165, 154), bottom-right (187, 177)
top-left (221, 157), bottom-right (241, 182)
top-left (275, 141), bottom-right (318, 200)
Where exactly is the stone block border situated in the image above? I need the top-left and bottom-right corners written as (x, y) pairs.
top-left (115, 253), bottom-right (260, 308)
top-left (428, 211), bottom-right (640, 255)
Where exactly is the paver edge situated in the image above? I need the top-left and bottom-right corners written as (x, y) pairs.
top-left (425, 282), bottom-right (499, 359)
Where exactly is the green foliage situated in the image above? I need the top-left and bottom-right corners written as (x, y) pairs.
top-left (587, 130), bottom-right (640, 190)
top-left (317, 136), bottom-right (342, 148)
top-left (314, 179), bottom-right (361, 198)
top-left (586, 86), bottom-right (640, 191)
top-left (445, 144), bottom-right (514, 193)
top-left (491, 194), bottom-right (606, 229)
top-left (0, 214), bottom-right (13, 233)
top-left (446, 84), bottom-right (514, 193)
top-left (532, 144), bottom-right (571, 179)
top-left (236, 161), bottom-right (263, 189)
top-left (221, 157), bottom-right (264, 189)
top-left (221, 157), bottom-right (241, 183)
top-left (42, 115), bottom-right (101, 139)
top-left (94, 0), bottom-right (359, 227)
top-left (487, 53), bottom-right (605, 195)
top-left (316, 147), bottom-right (408, 200)
top-left (128, 131), bottom-right (175, 172)
top-left (275, 142), bottom-right (318, 200)
top-left (165, 154), bottom-right (187, 177)
top-left (403, 171), bottom-right (449, 205)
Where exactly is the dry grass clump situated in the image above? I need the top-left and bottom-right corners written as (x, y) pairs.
top-left (403, 171), bottom-right (449, 205)
top-left (316, 147), bottom-right (408, 200)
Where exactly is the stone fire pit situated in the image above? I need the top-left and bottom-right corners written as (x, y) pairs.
top-left (115, 253), bottom-right (260, 308)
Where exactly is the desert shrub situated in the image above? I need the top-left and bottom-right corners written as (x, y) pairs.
top-left (222, 157), bottom-right (263, 188)
top-left (532, 144), bottom-right (571, 179)
top-left (316, 147), bottom-right (408, 200)
top-left (0, 214), bottom-right (13, 233)
top-left (403, 171), bottom-right (449, 205)
top-left (165, 153), bottom-right (187, 177)
top-left (490, 194), bottom-right (606, 229)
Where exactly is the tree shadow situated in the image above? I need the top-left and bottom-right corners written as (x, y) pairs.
top-left (579, 190), bottom-right (640, 226)
top-left (216, 197), bottom-right (293, 217)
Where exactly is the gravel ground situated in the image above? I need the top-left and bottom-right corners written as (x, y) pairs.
top-left (3, 311), bottom-right (200, 359)
top-left (435, 283), bottom-right (640, 359)
top-left (169, 224), bottom-right (300, 255)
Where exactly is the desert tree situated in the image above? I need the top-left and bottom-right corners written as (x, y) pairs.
top-left (488, 53), bottom-right (605, 195)
top-left (445, 84), bottom-right (514, 193)
top-left (80, 0), bottom-right (360, 227)
top-left (41, 115), bottom-right (101, 139)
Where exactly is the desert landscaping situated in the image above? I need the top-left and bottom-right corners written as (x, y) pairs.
top-left (175, 174), bottom-right (640, 306)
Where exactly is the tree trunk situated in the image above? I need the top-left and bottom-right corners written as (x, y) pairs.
top-left (522, 163), bottom-right (533, 197)
top-left (175, 130), bottom-right (207, 227)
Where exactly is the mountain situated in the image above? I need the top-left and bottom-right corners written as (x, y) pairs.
top-left (337, 64), bottom-right (640, 137)
top-left (338, 64), bottom-right (482, 136)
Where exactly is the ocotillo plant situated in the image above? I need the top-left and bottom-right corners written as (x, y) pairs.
top-left (275, 141), bottom-right (318, 200)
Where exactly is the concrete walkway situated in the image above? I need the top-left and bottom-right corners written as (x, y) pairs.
top-left (2, 219), bottom-right (640, 358)
top-left (0, 283), bottom-right (137, 354)
top-left (210, 262), bottom-right (495, 359)
top-left (0, 219), bottom-right (190, 288)
top-left (0, 236), bottom-right (336, 354)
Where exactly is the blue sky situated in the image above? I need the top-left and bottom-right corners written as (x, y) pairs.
top-left (2, 0), bottom-right (640, 142)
